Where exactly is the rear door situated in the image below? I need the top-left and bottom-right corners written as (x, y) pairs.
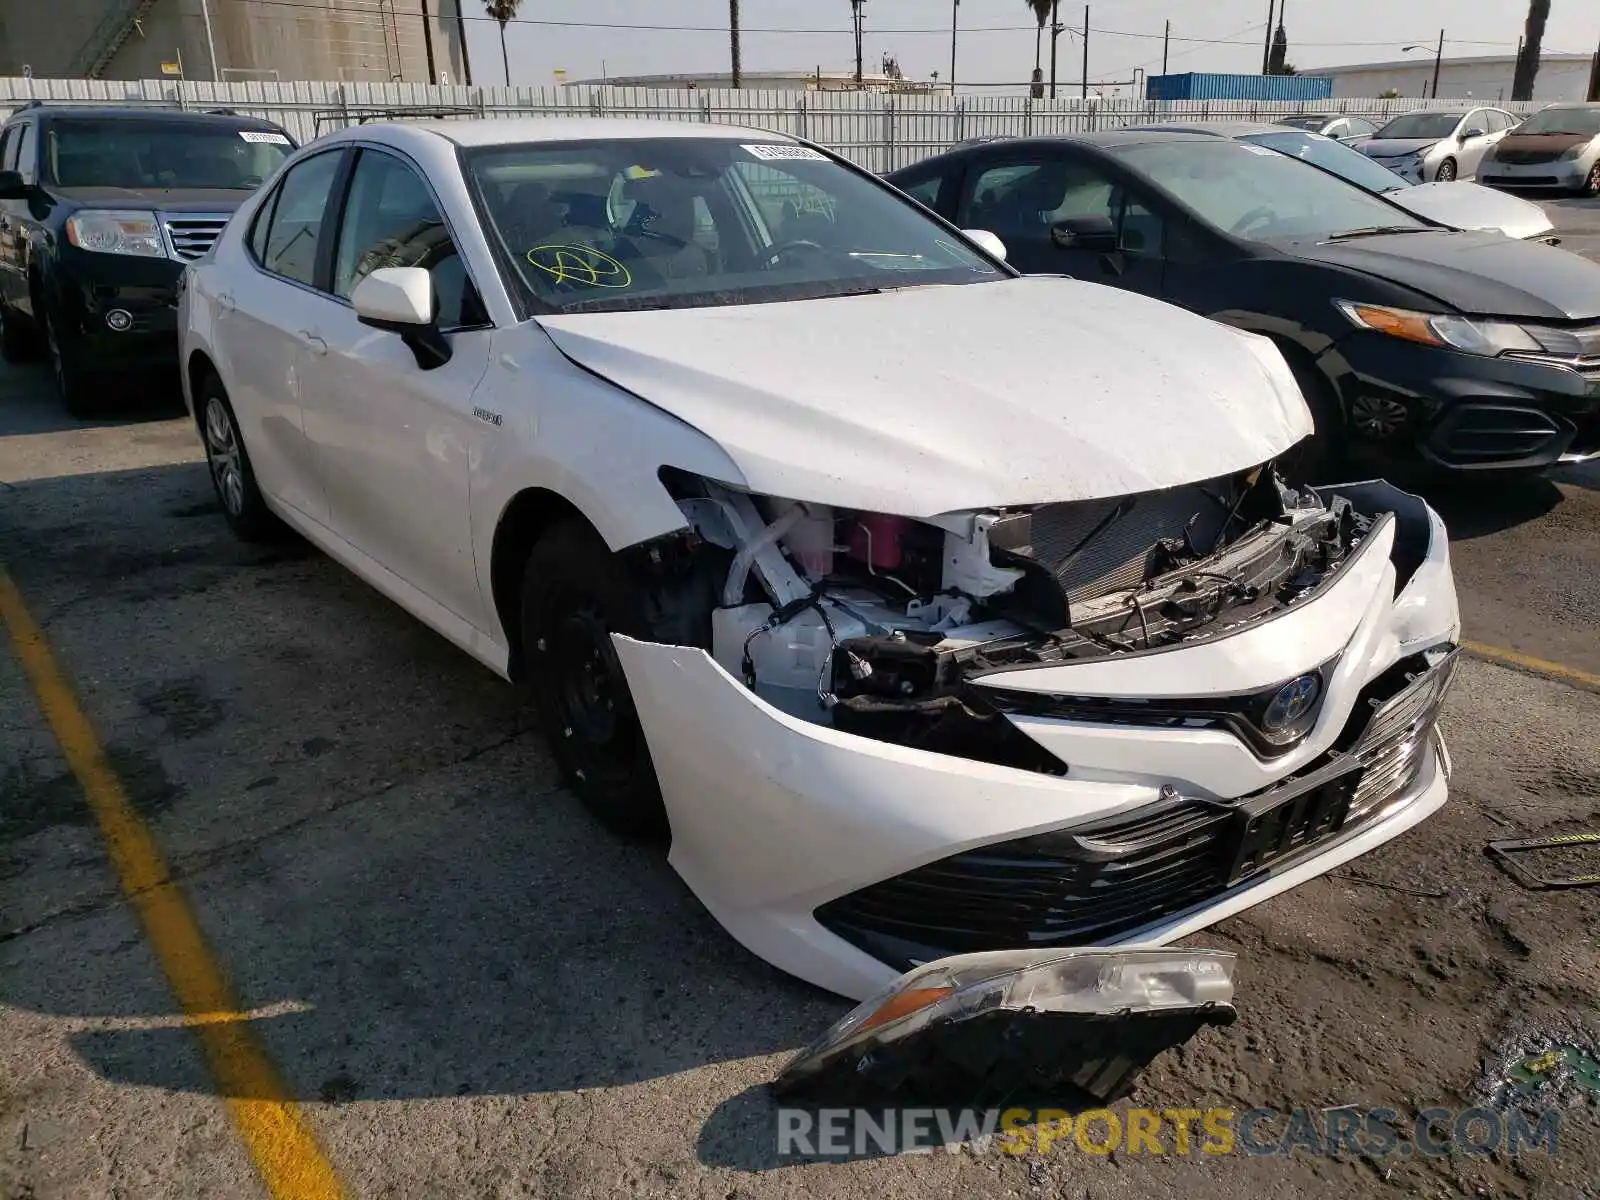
top-left (956, 149), bottom-right (1167, 296)
top-left (221, 147), bottom-right (348, 522)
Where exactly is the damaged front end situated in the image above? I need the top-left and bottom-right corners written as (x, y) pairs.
top-left (661, 462), bottom-right (1376, 761)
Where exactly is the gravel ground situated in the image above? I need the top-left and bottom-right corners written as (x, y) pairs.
top-left (2, 199), bottom-right (1599, 1200)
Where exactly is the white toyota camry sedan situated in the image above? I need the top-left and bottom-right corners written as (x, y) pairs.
top-left (178, 118), bottom-right (1462, 1013)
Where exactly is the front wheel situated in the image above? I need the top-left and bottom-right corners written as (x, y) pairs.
top-left (42, 308), bottom-right (98, 417)
top-left (1435, 157), bottom-right (1458, 182)
top-left (199, 375), bottom-right (281, 541)
top-left (519, 520), bottom-right (681, 840)
top-left (1277, 352), bottom-right (1349, 488)
top-left (1582, 162), bottom-right (1600, 196)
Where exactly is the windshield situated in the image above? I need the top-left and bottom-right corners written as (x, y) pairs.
top-left (465, 137), bottom-right (1004, 314)
top-left (1241, 131), bottom-right (1413, 193)
top-left (44, 119), bottom-right (292, 189)
top-left (1113, 139), bottom-right (1429, 243)
top-left (1276, 116), bottom-right (1328, 132)
top-left (1373, 112), bottom-right (1462, 140)
top-left (1514, 106), bottom-right (1600, 135)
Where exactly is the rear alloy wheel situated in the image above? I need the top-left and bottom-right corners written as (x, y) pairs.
top-left (200, 376), bottom-right (280, 542)
top-left (1434, 157), bottom-right (1457, 182)
top-left (520, 519), bottom-right (674, 840)
top-left (42, 308), bottom-right (97, 417)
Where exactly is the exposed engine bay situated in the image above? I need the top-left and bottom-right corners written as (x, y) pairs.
top-left (657, 465), bottom-right (1376, 766)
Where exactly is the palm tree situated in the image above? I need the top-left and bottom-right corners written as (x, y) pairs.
top-left (1512, 0), bottom-right (1550, 101)
top-left (1026, 0), bottom-right (1051, 97)
top-left (484, 0), bottom-right (521, 87)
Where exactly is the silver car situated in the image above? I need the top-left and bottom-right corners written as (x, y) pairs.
top-left (1360, 107), bottom-right (1517, 182)
top-left (1478, 102), bottom-right (1600, 194)
top-left (1274, 113), bottom-right (1378, 144)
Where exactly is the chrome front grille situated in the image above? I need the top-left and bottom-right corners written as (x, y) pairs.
top-left (160, 213), bottom-right (232, 261)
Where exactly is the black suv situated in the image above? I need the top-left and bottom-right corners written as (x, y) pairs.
top-left (0, 103), bottom-right (297, 414)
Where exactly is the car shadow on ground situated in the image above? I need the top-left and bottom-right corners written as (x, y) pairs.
top-left (0, 461), bottom-right (849, 1116)
top-left (0, 364), bottom-right (186, 437)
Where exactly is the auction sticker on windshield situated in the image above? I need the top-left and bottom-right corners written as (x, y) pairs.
top-left (239, 130), bottom-right (291, 144)
top-left (742, 143), bottom-right (830, 161)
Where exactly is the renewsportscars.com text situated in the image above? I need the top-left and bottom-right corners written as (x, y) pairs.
top-left (776, 1105), bottom-right (1561, 1159)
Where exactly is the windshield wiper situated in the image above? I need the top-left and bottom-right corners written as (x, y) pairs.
top-left (1325, 225), bottom-right (1431, 241)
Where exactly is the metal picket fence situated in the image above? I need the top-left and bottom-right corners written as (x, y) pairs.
top-left (0, 76), bottom-right (1548, 173)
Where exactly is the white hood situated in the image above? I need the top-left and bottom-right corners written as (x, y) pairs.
top-left (1391, 181), bottom-right (1555, 240)
top-left (536, 277), bottom-right (1312, 516)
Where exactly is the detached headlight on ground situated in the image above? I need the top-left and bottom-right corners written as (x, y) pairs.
top-left (65, 210), bottom-right (166, 258)
top-left (1336, 300), bottom-right (1541, 357)
top-left (773, 947), bottom-right (1237, 1104)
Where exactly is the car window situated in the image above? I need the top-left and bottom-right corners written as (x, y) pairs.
top-left (1462, 110), bottom-right (1489, 136)
top-left (1347, 117), bottom-right (1376, 137)
top-left (467, 137), bottom-right (1003, 315)
top-left (1241, 130), bottom-right (1411, 193)
top-left (1374, 112), bottom-right (1464, 139)
top-left (259, 150), bottom-right (343, 288)
top-left (899, 174), bottom-right (943, 209)
top-left (0, 128), bottom-right (13, 172)
top-left (966, 157), bottom-right (1162, 255)
top-left (1323, 120), bottom-right (1347, 138)
top-left (43, 119), bottom-right (291, 189)
top-left (332, 148), bottom-right (485, 330)
top-left (13, 123), bottom-right (35, 184)
top-left (1112, 138), bottom-right (1428, 243)
top-left (1513, 106), bottom-right (1600, 135)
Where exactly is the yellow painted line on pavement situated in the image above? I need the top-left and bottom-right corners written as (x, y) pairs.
top-left (0, 568), bottom-right (346, 1200)
top-left (1462, 640), bottom-right (1600, 692)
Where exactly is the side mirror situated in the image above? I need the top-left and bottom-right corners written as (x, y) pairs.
top-left (0, 169), bottom-right (29, 200)
top-left (1461, 127), bottom-right (1485, 141)
top-left (960, 228), bottom-right (1007, 261)
top-left (351, 266), bottom-right (452, 369)
top-left (1051, 214), bottom-right (1118, 252)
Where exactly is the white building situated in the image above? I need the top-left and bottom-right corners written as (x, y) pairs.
top-left (1314, 52), bottom-right (1594, 104)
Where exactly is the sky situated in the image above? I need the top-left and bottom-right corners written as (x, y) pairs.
top-left (456, 0), bottom-right (1597, 93)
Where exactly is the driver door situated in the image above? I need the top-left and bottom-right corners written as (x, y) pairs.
top-left (956, 152), bottom-right (1166, 296)
top-left (1455, 109), bottom-right (1497, 178)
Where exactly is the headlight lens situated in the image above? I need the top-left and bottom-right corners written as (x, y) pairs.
top-left (65, 210), bottom-right (166, 258)
top-left (1335, 300), bottom-right (1542, 356)
top-left (1560, 142), bottom-right (1589, 161)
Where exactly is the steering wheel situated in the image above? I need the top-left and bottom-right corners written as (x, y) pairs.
top-left (1230, 205), bottom-right (1277, 237)
top-left (758, 239), bottom-right (843, 269)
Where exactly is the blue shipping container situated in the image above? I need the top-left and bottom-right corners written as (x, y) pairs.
top-left (1146, 73), bottom-right (1334, 102)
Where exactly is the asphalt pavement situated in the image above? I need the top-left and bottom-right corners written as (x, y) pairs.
top-left (2, 200), bottom-right (1599, 1200)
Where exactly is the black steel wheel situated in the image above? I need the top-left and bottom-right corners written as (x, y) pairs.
top-left (520, 519), bottom-right (673, 839)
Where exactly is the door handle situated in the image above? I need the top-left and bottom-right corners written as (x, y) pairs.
top-left (298, 330), bottom-right (327, 355)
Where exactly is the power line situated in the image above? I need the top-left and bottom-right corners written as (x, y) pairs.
top-left (213, 1), bottom-right (1525, 49)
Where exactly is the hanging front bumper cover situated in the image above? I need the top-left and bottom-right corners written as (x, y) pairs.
top-left (772, 946), bottom-right (1238, 1105)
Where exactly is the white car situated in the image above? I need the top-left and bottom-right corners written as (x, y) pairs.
top-left (1360, 106), bottom-right (1518, 183)
top-left (179, 118), bottom-right (1462, 1007)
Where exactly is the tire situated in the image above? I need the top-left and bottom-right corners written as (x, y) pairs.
top-left (519, 519), bottom-right (690, 840)
top-left (198, 374), bottom-right (281, 542)
top-left (1583, 162), bottom-right (1600, 197)
top-left (0, 300), bottom-right (38, 363)
top-left (41, 307), bottom-right (98, 417)
top-left (1435, 158), bottom-right (1457, 183)
top-left (1276, 349), bottom-right (1348, 488)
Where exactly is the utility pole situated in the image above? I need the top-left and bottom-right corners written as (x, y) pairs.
top-left (852, 0), bottom-right (865, 88)
top-left (1431, 28), bottom-right (1444, 99)
top-left (1162, 19), bottom-right (1170, 75)
top-left (1081, 5), bottom-right (1089, 99)
top-left (453, 0), bottom-right (473, 86)
top-left (950, 0), bottom-right (958, 95)
top-left (729, 0), bottom-right (741, 88)
top-left (1262, 0), bottom-right (1276, 73)
top-left (1588, 32), bottom-right (1600, 101)
top-left (198, 0), bottom-right (219, 80)
top-left (1048, 0), bottom-right (1061, 99)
